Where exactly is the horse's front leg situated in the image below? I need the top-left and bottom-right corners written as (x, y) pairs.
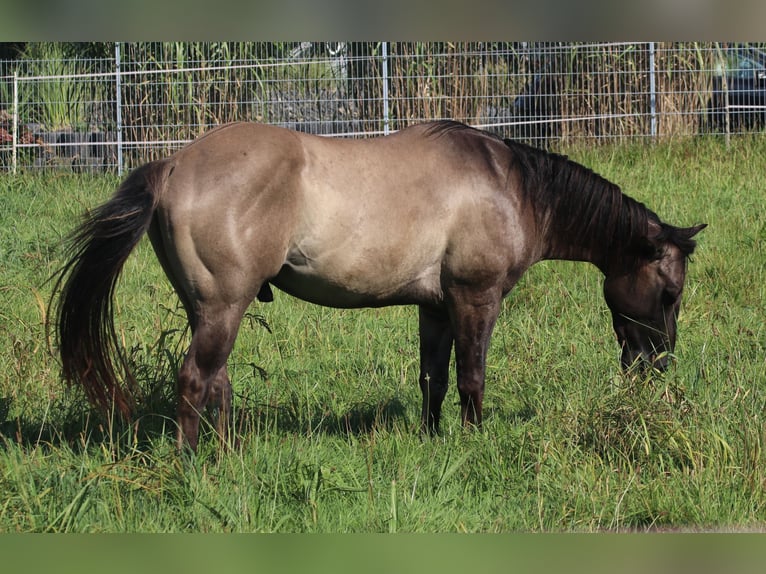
top-left (418, 306), bottom-right (454, 434)
top-left (447, 287), bottom-right (502, 428)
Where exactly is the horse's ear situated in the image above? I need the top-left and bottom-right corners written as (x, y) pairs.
top-left (679, 223), bottom-right (707, 239)
top-left (673, 223), bottom-right (707, 256)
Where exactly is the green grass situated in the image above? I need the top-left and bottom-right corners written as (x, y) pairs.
top-left (1, 136), bottom-right (765, 532)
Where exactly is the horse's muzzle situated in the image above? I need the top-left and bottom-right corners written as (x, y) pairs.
top-left (620, 348), bottom-right (670, 373)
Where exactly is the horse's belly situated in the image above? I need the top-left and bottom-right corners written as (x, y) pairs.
top-left (270, 259), bottom-right (441, 309)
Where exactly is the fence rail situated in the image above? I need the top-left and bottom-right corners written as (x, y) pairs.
top-left (1, 41), bottom-right (764, 174)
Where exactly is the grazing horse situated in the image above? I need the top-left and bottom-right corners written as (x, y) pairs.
top-left (52, 121), bottom-right (705, 451)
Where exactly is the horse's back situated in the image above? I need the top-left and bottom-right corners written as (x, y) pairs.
top-left (272, 123), bottom-right (531, 307)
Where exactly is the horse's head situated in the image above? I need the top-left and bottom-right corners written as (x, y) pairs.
top-left (603, 222), bottom-right (706, 372)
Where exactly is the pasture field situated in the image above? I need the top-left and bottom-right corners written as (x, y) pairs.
top-left (0, 137), bottom-right (764, 532)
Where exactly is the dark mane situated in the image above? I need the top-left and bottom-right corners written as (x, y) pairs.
top-left (501, 138), bottom-right (662, 271)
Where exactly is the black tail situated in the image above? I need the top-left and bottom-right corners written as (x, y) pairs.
top-left (52, 160), bottom-right (169, 419)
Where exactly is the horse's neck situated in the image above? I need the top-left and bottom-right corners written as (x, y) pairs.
top-left (541, 232), bottom-right (608, 272)
top-left (516, 146), bottom-right (642, 276)
top-left (538, 209), bottom-right (612, 274)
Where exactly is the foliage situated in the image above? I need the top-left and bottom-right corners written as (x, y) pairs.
top-left (13, 43), bottom-right (110, 132)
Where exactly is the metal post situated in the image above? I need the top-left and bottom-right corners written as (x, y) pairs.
top-left (12, 72), bottom-right (17, 174)
top-left (381, 41), bottom-right (390, 135)
top-left (115, 42), bottom-right (124, 174)
top-left (714, 42), bottom-right (731, 147)
top-left (649, 42), bottom-right (657, 139)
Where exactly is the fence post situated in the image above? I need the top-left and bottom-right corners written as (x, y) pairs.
top-left (381, 41), bottom-right (390, 135)
top-left (115, 42), bottom-right (124, 175)
top-left (12, 72), bottom-right (17, 175)
top-left (649, 42), bottom-right (657, 139)
top-left (714, 42), bottom-right (731, 148)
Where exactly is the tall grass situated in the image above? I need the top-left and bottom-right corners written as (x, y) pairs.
top-left (3, 42), bottom-right (762, 173)
top-left (0, 137), bottom-right (764, 532)
top-left (119, 42), bottom-right (345, 164)
top-left (13, 43), bottom-right (112, 132)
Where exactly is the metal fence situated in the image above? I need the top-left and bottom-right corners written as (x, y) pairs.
top-left (1, 42), bottom-right (764, 174)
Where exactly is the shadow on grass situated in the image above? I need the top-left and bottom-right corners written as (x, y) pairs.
top-left (0, 387), bottom-right (412, 454)
top-left (232, 393), bottom-right (410, 439)
top-left (0, 390), bottom-right (178, 453)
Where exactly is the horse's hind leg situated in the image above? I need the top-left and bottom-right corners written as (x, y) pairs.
top-left (208, 366), bottom-right (233, 445)
top-left (176, 304), bottom-right (245, 451)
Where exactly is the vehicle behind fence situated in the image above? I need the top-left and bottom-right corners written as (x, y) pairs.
top-left (1, 42), bottom-right (764, 174)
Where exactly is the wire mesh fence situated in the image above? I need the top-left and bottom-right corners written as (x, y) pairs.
top-left (1, 41), bottom-right (764, 173)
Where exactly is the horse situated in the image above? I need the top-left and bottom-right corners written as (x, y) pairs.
top-left (52, 120), bottom-right (706, 451)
